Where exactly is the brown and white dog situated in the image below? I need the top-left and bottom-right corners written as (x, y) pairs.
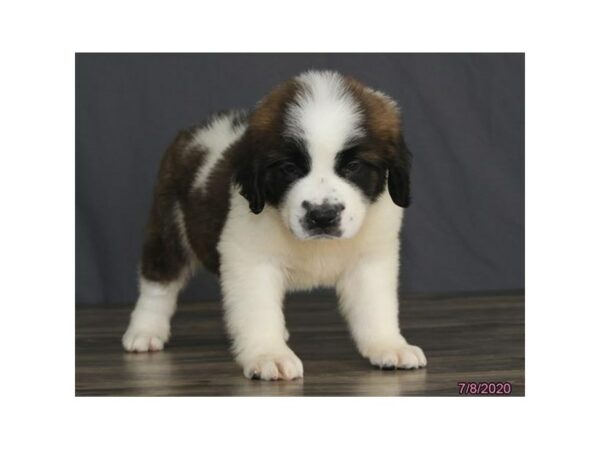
top-left (122, 70), bottom-right (427, 380)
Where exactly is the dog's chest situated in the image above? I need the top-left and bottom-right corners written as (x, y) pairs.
top-left (283, 240), bottom-right (361, 290)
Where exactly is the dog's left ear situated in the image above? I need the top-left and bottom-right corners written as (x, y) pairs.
top-left (232, 137), bottom-right (265, 214)
top-left (387, 134), bottom-right (412, 208)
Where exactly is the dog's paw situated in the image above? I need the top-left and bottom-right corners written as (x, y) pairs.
top-left (366, 342), bottom-right (427, 370)
top-left (241, 349), bottom-right (304, 381)
top-left (122, 320), bottom-right (170, 352)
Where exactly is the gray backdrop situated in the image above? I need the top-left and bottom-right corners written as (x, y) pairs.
top-left (76, 53), bottom-right (524, 305)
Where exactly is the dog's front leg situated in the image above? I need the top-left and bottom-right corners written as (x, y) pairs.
top-left (337, 249), bottom-right (427, 370)
top-left (220, 258), bottom-right (303, 381)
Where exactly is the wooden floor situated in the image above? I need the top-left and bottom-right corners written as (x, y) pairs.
top-left (76, 292), bottom-right (524, 396)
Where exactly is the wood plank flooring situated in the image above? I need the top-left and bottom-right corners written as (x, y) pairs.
top-left (76, 292), bottom-right (524, 396)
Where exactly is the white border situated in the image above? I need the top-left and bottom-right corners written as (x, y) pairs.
top-left (2, 0), bottom-right (600, 448)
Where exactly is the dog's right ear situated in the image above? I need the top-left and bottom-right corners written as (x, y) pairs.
top-left (387, 134), bottom-right (412, 208)
top-left (232, 136), bottom-right (265, 214)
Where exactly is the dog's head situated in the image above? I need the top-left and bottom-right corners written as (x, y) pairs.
top-left (233, 71), bottom-right (411, 240)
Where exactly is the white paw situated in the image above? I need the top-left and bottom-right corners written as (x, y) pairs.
top-left (122, 332), bottom-right (167, 352)
top-left (241, 349), bottom-right (304, 381)
top-left (122, 318), bottom-right (170, 352)
top-left (366, 342), bottom-right (427, 369)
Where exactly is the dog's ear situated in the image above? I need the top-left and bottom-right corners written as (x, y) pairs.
top-left (387, 134), bottom-right (412, 208)
top-left (232, 136), bottom-right (265, 214)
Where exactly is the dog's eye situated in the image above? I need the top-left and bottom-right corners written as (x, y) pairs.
top-left (279, 161), bottom-right (301, 176)
top-left (344, 160), bottom-right (362, 173)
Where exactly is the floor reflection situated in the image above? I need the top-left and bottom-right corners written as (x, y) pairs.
top-left (349, 368), bottom-right (428, 396)
top-left (230, 378), bottom-right (305, 396)
top-left (122, 351), bottom-right (175, 395)
top-left (120, 351), bottom-right (429, 396)
top-left (226, 367), bottom-right (427, 396)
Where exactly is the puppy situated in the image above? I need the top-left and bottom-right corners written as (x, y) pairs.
top-left (122, 70), bottom-right (427, 380)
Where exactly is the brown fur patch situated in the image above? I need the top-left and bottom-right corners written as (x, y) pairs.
top-left (140, 128), bottom-right (207, 282)
top-left (182, 151), bottom-right (235, 274)
top-left (248, 79), bottom-right (303, 135)
top-left (344, 76), bottom-right (402, 149)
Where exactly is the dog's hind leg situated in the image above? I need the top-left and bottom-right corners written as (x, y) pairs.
top-left (122, 185), bottom-right (195, 352)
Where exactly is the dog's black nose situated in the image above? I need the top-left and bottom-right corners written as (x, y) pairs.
top-left (308, 206), bottom-right (338, 226)
top-left (303, 202), bottom-right (344, 229)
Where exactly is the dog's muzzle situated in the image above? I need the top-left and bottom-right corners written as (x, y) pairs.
top-left (301, 201), bottom-right (345, 238)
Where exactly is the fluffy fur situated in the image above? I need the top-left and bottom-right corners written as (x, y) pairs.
top-left (122, 70), bottom-right (426, 380)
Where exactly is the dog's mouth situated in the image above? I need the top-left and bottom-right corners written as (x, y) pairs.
top-left (306, 233), bottom-right (339, 240)
top-left (288, 223), bottom-right (344, 240)
top-left (302, 226), bottom-right (343, 240)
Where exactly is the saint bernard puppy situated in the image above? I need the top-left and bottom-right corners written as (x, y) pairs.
top-left (122, 70), bottom-right (427, 380)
